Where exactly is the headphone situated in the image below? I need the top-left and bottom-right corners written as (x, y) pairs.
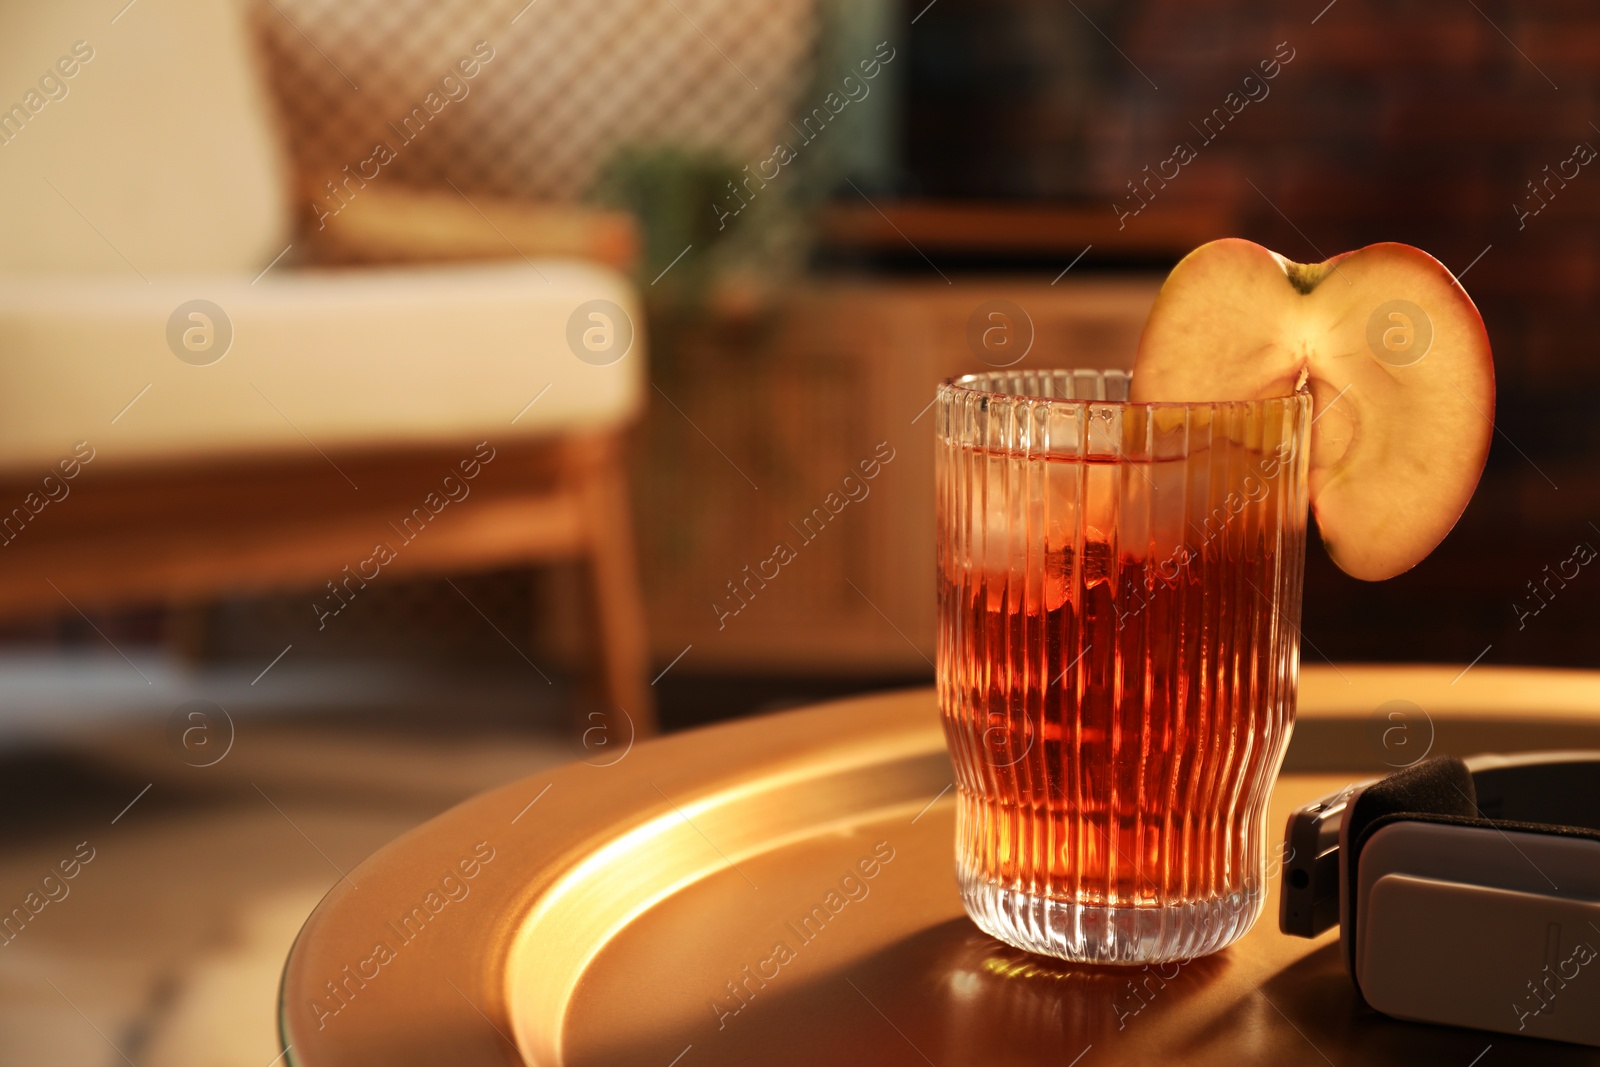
top-left (1279, 752), bottom-right (1600, 1047)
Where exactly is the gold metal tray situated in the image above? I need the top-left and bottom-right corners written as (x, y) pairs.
top-left (280, 673), bottom-right (1600, 1065)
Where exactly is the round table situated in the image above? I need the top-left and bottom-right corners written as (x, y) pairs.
top-left (279, 666), bottom-right (1600, 1065)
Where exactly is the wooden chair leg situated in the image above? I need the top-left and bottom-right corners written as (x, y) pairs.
top-left (575, 437), bottom-right (658, 737)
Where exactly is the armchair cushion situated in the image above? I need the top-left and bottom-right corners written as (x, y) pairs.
top-left (0, 0), bottom-right (288, 274)
top-left (0, 260), bottom-right (643, 474)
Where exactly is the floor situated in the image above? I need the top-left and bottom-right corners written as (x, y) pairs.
top-left (0, 648), bottom-right (928, 1065)
top-left (0, 652), bottom-right (577, 1067)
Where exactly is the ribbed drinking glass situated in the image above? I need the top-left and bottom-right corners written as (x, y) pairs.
top-left (936, 369), bottom-right (1310, 964)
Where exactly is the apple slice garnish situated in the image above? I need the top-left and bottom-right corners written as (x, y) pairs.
top-left (1129, 238), bottom-right (1494, 581)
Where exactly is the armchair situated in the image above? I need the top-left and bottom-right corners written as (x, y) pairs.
top-left (0, 0), bottom-right (655, 732)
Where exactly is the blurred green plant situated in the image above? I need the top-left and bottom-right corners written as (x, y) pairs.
top-left (592, 146), bottom-right (734, 306)
top-left (592, 145), bottom-right (812, 379)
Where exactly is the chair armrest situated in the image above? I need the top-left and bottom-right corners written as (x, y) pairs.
top-left (305, 183), bottom-right (639, 273)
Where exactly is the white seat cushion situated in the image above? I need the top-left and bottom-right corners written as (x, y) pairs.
top-left (0, 260), bottom-right (644, 474)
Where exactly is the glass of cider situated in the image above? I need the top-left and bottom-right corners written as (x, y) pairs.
top-left (936, 369), bottom-right (1311, 964)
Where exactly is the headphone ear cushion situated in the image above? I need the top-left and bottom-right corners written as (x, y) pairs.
top-left (1348, 756), bottom-right (1479, 850)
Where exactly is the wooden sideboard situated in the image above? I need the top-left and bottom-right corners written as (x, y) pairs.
top-left (635, 274), bottom-right (1162, 672)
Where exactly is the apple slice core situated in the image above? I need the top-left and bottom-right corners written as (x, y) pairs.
top-left (1129, 238), bottom-right (1495, 581)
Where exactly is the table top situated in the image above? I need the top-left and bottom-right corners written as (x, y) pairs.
top-left (279, 667), bottom-right (1600, 1066)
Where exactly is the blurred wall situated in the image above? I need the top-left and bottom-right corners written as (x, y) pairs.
top-left (901, 0), bottom-right (1600, 668)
